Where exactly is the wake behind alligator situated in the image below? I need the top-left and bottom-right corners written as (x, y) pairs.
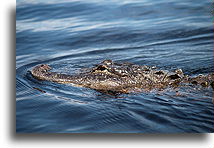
top-left (31, 60), bottom-right (214, 94)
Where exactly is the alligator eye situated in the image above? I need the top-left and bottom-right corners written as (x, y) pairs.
top-left (95, 65), bottom-right (107, 71)
top-left (155, 71), bottom-right (164, 75)
top-left (168, 74), bottom-right (180, 80)
top-left (201, 82), bottom-right (208, 87)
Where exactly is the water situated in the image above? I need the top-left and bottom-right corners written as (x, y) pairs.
top-left (16, 0), bottom-right (214, 133)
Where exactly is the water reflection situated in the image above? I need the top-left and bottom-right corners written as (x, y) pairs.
top-left (16, 0), bottom-right (213, 133)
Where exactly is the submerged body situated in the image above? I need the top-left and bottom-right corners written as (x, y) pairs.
top-left (31, 60), bottom-right (214, 93)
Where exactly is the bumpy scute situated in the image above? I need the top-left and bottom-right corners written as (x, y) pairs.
top-left (31, 60), bottom-right (213, 93)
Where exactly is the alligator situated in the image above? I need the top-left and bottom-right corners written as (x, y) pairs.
top-left (31, 60), bottom-right (214, 94)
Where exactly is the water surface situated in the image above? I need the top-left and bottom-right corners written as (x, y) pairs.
top-left (16, 0), bottom-right (214, 133)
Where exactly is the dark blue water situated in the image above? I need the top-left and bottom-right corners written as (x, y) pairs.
top-left (16, 0), bottom-right (214, 133)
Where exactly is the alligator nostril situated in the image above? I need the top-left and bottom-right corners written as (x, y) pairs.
top-left (102, 60), bottom-right (113, 65)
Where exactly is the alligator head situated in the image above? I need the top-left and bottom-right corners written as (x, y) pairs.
top-left (31, 60), bottom-right (213, 94)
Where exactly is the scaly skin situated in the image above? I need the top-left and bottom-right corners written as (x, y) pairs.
top-left (31, 60), bottom-right (214, 93)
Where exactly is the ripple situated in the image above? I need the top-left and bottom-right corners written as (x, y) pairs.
top-left (16, 0), bottom-right (214, 133)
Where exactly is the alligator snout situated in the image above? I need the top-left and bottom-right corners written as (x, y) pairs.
top-left (37, 64), bottom-right (52, 72)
